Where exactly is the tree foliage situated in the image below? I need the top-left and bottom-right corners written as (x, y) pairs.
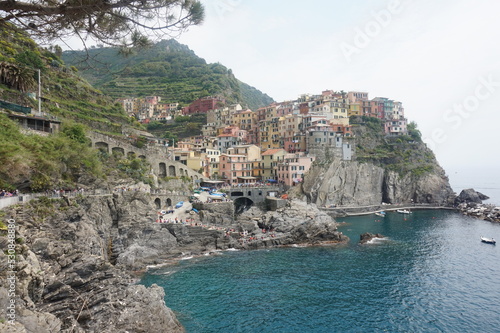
top-left (0, 0), bottom-right (204, 49)
top-left (0, 61), bottom-right (36, 91)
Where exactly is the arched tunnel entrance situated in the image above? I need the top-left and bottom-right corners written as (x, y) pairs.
top-left (154, 198), bottom-right (161, 210)
top-left (234, 197), bottom-right (254, 214)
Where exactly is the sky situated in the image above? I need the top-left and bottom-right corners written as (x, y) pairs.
top-left (173, 0), bottom-right (500, 179)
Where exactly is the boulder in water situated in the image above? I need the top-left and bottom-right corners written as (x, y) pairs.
top-left (455, 188), bottom-right (490, 205)
top-left (359, 232), bottom-right (384, 244)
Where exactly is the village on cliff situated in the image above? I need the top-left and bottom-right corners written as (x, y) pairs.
top-left (117, 90), bottom-right (409, 186)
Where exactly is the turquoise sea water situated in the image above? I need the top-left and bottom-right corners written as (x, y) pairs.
top-left (140, 210), bottom-right (500, 333)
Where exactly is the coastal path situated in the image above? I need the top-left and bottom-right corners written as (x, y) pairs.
top-left (321, 203), bottom-right (457, 217)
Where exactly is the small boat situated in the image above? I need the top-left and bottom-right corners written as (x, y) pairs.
top-left (375, 212), bottom-right (386, 217)
top-left (481, 236), bottom-right (496, 244)
top-left (397, 209), bottom-right (411, 214)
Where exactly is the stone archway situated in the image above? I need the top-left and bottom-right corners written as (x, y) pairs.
top-left (159, 163), bottom-right (167, 178)
top-left (127, 152), bottom-right (136, 159)
top-left (112, 147), bottom-right (125, 157)
top-left (234, 197), bottom-right (254, 214)
top-left (95, 142), bottom-right (109, 153)
top-left (154, 198), bottom-right (161, 210)
top-left (166, 198), bottom-right (172, 208)
top-left (168, 165), bottom-right (176, 177)
top-left (139, 155), bottom-right (146, 160)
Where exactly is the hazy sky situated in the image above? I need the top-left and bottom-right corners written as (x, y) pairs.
top-left (174, 0), bottom-right (500, 176)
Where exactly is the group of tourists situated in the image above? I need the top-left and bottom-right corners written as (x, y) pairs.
top-left (0, 189), bottom-right (18, 198)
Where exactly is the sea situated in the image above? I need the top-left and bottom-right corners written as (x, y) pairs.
top-left (140, 169), bottom-right (500, 333)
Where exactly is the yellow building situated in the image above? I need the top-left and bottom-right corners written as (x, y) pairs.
top-left (260, 148), bottom-right (287, 181)
top-left (348, 101), bottom-right (362, 117)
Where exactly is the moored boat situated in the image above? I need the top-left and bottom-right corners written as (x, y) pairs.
top-left (397, 209), bottom-right (411, 214)
top-left (375, 212), bottom-right (386, 217)
top-left (481, 236), bottom-right (496, 244)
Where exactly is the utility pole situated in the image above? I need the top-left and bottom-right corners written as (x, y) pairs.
top-left (38, 69), bottom-right (41, 115)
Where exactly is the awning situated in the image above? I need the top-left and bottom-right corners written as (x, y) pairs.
top-left (237, 176), bottom-right (258, 180)
top-left (266, 179), bottom-right (278, 183)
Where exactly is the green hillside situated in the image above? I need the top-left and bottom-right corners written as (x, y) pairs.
top-left (0, 25), bottom-right (139, 135)
top-left (62, 39), bottom-right (274, 110)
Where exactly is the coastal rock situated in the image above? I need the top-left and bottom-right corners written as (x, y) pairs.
top-left (300, 160), bottom-right (385, 207)
top-left (455, 188), bottom-right (490, 205)
top-left (0, 193), bottom-right (186, 333)
top-left (299, 159), bottom-right (454, 208)
top-left (359, 233), bottom-right (385, 244)
top-left (237, 199), bottom-right (349, 246)
top-left (457, 203), bottom-right (500, 223)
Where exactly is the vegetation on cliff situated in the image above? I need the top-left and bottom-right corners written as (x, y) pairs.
top-left (62, 39), bottom-right (274, 110)
top-left (0, 114), bottom-right (101, 191)
top-left (146, 113), bottom-right (207, 140)
top-left (352, 116), bottom-right (437, 178)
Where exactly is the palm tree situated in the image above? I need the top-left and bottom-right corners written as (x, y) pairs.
top-left (0, 61), bottom-right (36, 92)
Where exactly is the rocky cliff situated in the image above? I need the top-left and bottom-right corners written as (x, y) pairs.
top-left (0, 193), bottom-right (345, 332)
top-left (299, 159), bottom-right (453, 207)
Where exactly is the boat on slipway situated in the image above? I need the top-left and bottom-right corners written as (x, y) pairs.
top-left (481, 236), bottom-right (496, 244)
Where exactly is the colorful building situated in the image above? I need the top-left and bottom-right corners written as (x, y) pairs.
top-left (183, 96), bottom-right (225, 115)
top-left (260, 148), bottom-right (287, 181)
top-left (277, 153), bottom-right (315, 187)
top-left (219, 153), bottom-right (255, 185)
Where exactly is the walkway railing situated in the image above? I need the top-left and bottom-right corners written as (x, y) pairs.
top-left (0, 188), bottom-right (194, 211)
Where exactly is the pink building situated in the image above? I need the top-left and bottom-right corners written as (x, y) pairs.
top-left (277, 153), bottom-right (315, 187)
top-left (384, 119), bottom-right (407, 136)
top-left (219, 154), bottom-right (254, 185)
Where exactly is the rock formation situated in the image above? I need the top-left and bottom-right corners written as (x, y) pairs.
top-left (0, 193), bottom-right (184, 333)
top-left (359, 233), bottom-right (385, 244)
top-left (454, 188), bottom-right (490, 205)
top-left (299, 159), bottom-right (454, 207)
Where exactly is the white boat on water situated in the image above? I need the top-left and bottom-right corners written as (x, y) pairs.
top-left (375, 212), bottom-right (386, 217)
top-left (481, 236), bottom-right (496, 244)
top-left (397, 209), bottom-right (411, 214)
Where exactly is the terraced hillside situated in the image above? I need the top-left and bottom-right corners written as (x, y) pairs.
top-left (63, 39), bottom-right (274, 110)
